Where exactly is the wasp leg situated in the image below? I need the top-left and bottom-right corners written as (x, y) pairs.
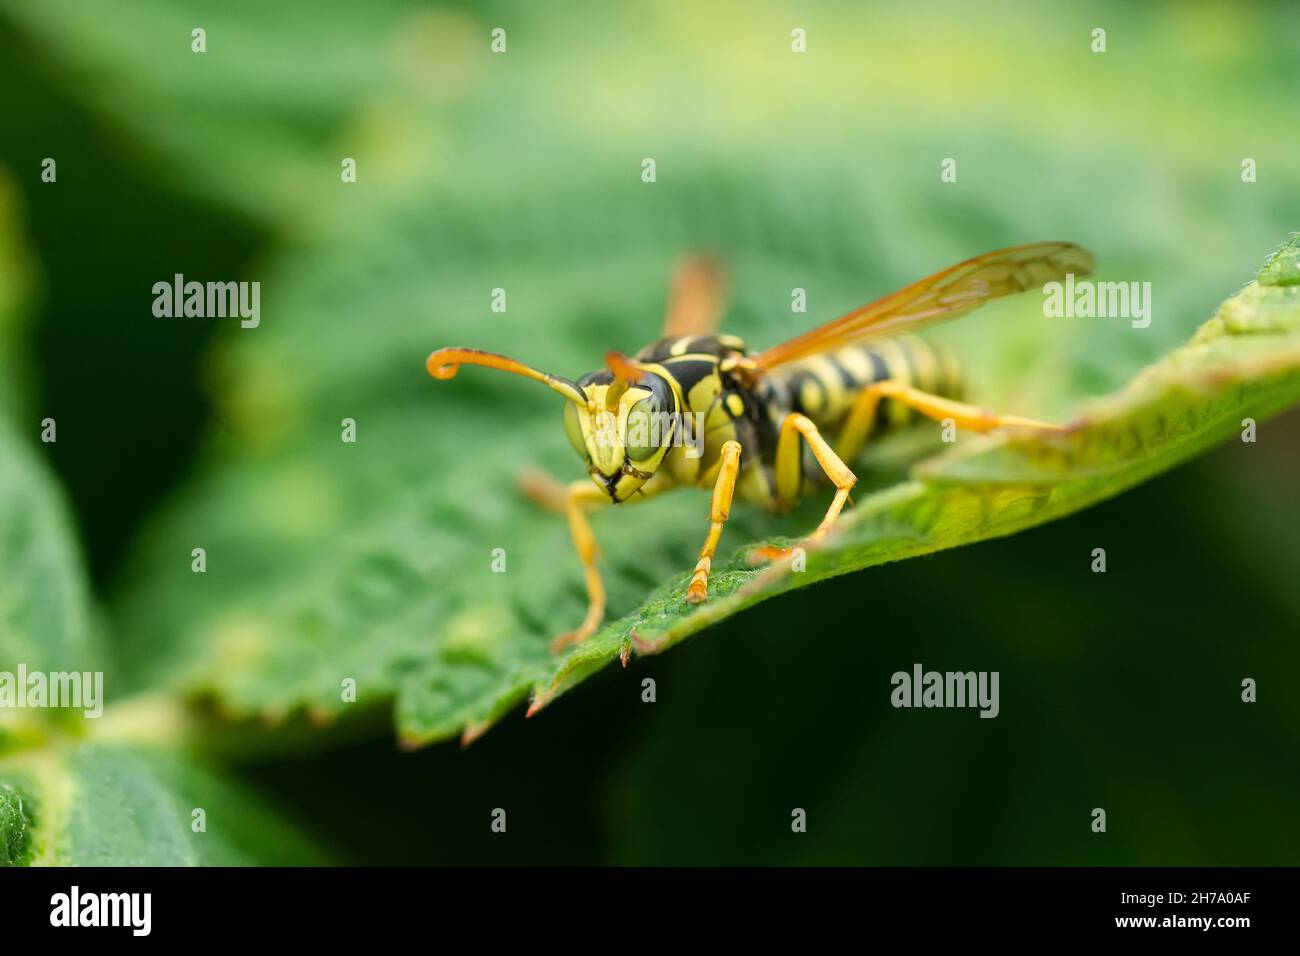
top-left (685, 439), bottom-right (742, 604)
top-left (836, 380), bottom-right (1064, 462)
top-left (546, 480), bottom-right (613, 653)
top-left (518, 469), bottom-right (672, 653)
top-left (518, 470), bottom-right (611, 652)
top-left (517, 467), bottom-right (573, 513)
top-left (749, 413), bottom-right (856, 564)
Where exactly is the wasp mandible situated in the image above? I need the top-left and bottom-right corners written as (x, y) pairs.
top-left (427, 242), bottom-right (1095, 652)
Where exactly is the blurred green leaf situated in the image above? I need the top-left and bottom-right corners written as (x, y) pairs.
top-left (0, 0), bottom-right (443, 225)
top-left (0, 417), bottom-right (106, 733)
top-left (0, 743), bottom-right (328, 865)
top-left (0, 171), bottom-right (35, 415)
top-left (7, 0), bottom-right (1299, 241)
top-left (0, 136), bottom-right (106, 752)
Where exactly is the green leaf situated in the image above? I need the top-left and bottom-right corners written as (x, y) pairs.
top-left (1, 0), bottom-right (434, 226)
top-left (0, 158), bottom-right (110, 754)
top-left (0, 171), bottom-right (104, 747)
top-left (0, 160), bottom-right (107, 753)
top-left (0, 417), bottom-right (107, 744)
top-left (0, 743), bottom-right (329, 865)
top-left (0, 780), bottom-right (33, 865)
top-left (114, 224), bottom-right (1300, 747)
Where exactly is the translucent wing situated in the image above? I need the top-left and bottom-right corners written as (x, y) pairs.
top-left (751, 242), bottom-right (1095, 373)
top-left (662, 255), bottom-right (727, 337)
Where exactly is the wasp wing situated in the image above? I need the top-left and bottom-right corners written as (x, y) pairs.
top-left (662, 255), bottom-right (728, 337)
top-left (750, 242), bottom-right (1095, 373)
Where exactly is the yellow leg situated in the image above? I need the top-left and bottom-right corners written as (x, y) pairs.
top-left (518, 470), bottom-right (611, 653)
top-left (517, 467), bottom-right (574, 512)
top-left (836, 380), bottom-right (1064, 462)
top-left (518, 468), bottom-right (670, 653)
top-left (685, 440), bottom-right (742, 604)
top-left (750, 414), bottom-right (856, 564)
top-left (556, 482), bottom-right (610, 653)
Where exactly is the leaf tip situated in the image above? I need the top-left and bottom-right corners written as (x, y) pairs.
top-left (631, 629), bottom-right (665, 656)
top-left (459, 720), bottom-right (491, 747)
top-left (1257, 233), bottom-right (1300, 287)
top-left (396, 731), bottom-right (426, 752)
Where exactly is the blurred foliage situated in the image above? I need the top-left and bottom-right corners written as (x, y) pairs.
top-left (0, 179), bottom-right (107, 745)
top-left (0, 0), bottom-right (1298, 864)
top-left (0, 172), bottom-right (34, 415)
top-left (0, 744), bottom-right (328, 865)
top-left (0, 417), bottom-right (105, 701)
top-left (0, 207), bottom-right (321, 862)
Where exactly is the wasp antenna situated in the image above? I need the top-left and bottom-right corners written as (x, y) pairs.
top-left (426, 346), bottom-right (587, 405)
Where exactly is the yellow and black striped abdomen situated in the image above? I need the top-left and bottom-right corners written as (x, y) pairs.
top-left (758, 335), bottom-right (965, 437)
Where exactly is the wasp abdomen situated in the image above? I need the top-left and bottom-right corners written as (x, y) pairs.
top-left (764, 335), bottom-right (964, 433)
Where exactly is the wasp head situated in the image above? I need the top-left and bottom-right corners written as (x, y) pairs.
top-left (564, 353), bottom-right (680, 502)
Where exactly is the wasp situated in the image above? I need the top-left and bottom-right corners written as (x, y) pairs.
top-left (427, 242), bottom-right (1094, 652)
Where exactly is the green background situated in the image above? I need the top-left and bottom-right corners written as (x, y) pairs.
top-left (0, 0), bottom-right (1297, 864)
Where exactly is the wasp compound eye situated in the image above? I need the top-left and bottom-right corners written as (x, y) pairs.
top-left (562, 400), bottom-right (586, 457)
top-left (624, 396), bottom-right (658, 460)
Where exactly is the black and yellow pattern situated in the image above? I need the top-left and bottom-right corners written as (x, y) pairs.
top-left (634, 332), bottom-right (963, 509)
